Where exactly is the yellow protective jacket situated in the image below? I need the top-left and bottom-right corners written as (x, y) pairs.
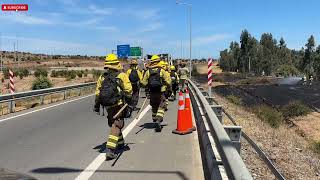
top-left (95, 71), bottom-right (132, 106)
top-left (178, 67), bottom-right (189, 80)
top-left (141, 66), bottom-right (171, 92)
top-left (126, 67), bottom-right (143, 83)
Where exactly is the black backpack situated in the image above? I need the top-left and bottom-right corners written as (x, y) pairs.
top-left (129, 69), bottom-right (139, 84)
top-left (148, 68), bottom-right (162, 92)
top-left (99, 72), bottom-right (122, 106)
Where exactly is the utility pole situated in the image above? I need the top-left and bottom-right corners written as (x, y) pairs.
top-left (17, 39), bottom-right (19, 67)
top-left (176, 0), bottom-right (192, 78)
top-left (13, 42), bottom-right (16, 63)
top-left (0, 33), bottom-right (2, 72)
top-left (180, 40), bottom-right (183, 60)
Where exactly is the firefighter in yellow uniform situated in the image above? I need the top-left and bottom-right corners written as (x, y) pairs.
top-left (141, 55), bottom-right (171, 132)
top-left (170, 65), bottom-right (180, 100)
top-left (94, 54), bottom-right (132, 160)
top-left (178, 62), bottom-right (189, 92)
top-left (126, 59), bottom-right (143, 109)
top-left (159, 61), bottom-right (171, 111)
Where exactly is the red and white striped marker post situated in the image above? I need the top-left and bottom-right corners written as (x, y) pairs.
top-left (208, 58), bottom-right (213, 97)
top-left (9, 69), bottom-right (15, 94)
top-left (9, 69), bottom-right (15, 112)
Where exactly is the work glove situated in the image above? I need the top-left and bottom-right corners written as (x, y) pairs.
top-left (124, 96), bottom-right (133, 106)
top-left (124, 105), bottom-right (133, 118)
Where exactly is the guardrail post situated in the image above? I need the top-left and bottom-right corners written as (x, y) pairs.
top-left (40, 95), bottom-right (44, 105)
top-left (63, 90), bottom-right (67, 100)
top-left (224, 125), bottom-right (242, 154)
top-left (79, 88), bottom-right (82, 96)
top-left (205, 96), bottom-right (215, 105)
top-left (211, 105), bottom-right (223, 123)
top-left (8, 100), bottom-right (15, 113)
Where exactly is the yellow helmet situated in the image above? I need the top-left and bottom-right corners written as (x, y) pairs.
top-left (105, 54), bottom-right (119, 64)
top-left (130, 59), bottom-right (138, 65)
top-left (159, 61), bottom-right (168, 70)
top-left (170, 65), bottom-right (176, 71)
top-left (104, 54), bottom-right (122, 70)
top-left (150, 55), bottom-right (160, 62)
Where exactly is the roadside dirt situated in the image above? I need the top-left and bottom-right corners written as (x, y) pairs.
top-left (0, 74), bottom-right (95, 94)
top-left (4, 58), bottom-right (104, 70)
top-left (293, 112), bottom-right (320, 141)
top-left (215, 92), bottom-right (320, 179)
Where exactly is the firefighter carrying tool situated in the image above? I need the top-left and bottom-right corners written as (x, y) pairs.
top-left (94, 53), bottom-right (133, 160)
top-left (126, 59), bottom-right (143, 109)
top-left (141, 55), bottom-right (171, 132)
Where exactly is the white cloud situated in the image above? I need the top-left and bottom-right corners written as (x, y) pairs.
top-left (2, 36), bottom-right (104, 55)
top-left (0, 13), bottom-right (53, 25)
top-left (124, 8), bottom-right (160, 20)
top-left (139, 22), bottom-right (163, 32)
top-left (95, 26), bottom-right (118, 32)
top-left (193, 34), bottom-right (232, 46)
top-left (88, 4), bottom-right (114, 15)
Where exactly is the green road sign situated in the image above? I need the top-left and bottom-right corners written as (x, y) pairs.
top-left (130, 47), bottom-right (142, 56)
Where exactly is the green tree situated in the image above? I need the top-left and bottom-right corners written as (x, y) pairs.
top-left (239, 29), bottom-right (250, 72)
top-left (303, 35), bottom-right (316, 75)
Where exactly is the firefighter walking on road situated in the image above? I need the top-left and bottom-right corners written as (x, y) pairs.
top-left (94, 54), bottom-right (133, 160)
top-left (178, 62), bottom-right (189, 92)
top-left (159, 61), bottom-right (171, 111)
top-left (170, 65), bottom-right (179, 100)
top-left (141, 55), bottom-right (171, 132)
top-left (126, 59), bottom-right (143, 109)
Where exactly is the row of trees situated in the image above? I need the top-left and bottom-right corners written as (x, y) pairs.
top-left (219, 30), bottom-right (320, 78)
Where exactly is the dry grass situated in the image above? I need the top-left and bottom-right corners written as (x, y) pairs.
top-left (215, 93), bottom-right (320, 179)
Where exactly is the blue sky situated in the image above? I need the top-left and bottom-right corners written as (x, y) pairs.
top-left (0, 0), bottom-right (320, 58)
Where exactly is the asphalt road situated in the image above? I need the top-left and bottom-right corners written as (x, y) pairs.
top-left (0, 94), bottom-right (203, 180)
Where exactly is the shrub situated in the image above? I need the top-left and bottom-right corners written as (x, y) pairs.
top-left (92, 69), bottom-right (102, 79)
top-left (77, 70), bottom-right (84, 78)
top-left (254, 105), bottom-right (283, 128)
top-left (32, 76), bottom-right (53, 90)
top-left (3, 68), bottom-right (9, 79)
top-left (34, 68), bottom-right (48, 77)
top-left (191, 65), bottom-right (200, 76)
top-left (20, 68), bottom-right (29, 77)
top-left (68, 70), bottom-right (77, 79)
top-left (226, 95), bottom-right (242, 105)
top-left (312, 141), bottom-right (320, 154)
top-left (51, 70), bottom-right (57, 77)
top-left (281, 101), bottom-right (311, 119)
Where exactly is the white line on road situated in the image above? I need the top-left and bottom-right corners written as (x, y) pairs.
top-left (0, 94), bottom-right (94, 124)
top-left (75, 105), bottom-right (151, 180)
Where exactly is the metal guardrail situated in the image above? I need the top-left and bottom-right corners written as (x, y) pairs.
top-left (0, 82), bottom-right (96, 113)
top-left (188, 79), bottom-right (253, 180)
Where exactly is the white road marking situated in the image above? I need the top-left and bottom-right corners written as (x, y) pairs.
top-left (0, 94), bottom-right (94, 124)
top-left (75, 105), bottom-right (151, 180)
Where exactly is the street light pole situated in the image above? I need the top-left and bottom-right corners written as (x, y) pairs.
top-left (176, 0), bottom-right (192, 78)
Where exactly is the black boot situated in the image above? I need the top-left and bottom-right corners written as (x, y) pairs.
top-left (155, 116), bottom-right (163, 132)
top-left (106, 149), bottom-right (117, 161)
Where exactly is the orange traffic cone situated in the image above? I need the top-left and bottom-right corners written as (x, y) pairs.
top-left (184, 89), bottom-right (196, 132)
top-left (172, 91), bottom-right (195, 135)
